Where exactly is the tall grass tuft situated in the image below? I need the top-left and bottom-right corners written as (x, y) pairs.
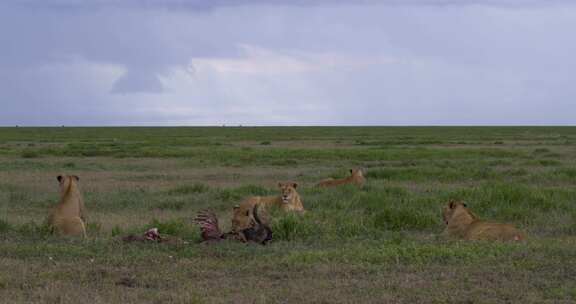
top-left (168, 183), bottom-right (210, 195)
top-left (272, 213), bottom-right (315, 241)
top-left (0, 219), bottom-right (12, 232)
top-left (20, 150), bottom-right (40, 158)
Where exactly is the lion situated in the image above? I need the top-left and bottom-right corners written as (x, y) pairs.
top-left (47, 175), bottom-right (87, 238)
top-left (316, 168), bottom-right (365, 188)
top-left (231, 182), bottom-right (304, 231)
top-left (442, 200), bottom-right (525, 241)
top-left (195, 204), bottom-right (272, 245)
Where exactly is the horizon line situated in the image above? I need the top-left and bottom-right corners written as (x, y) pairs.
top-left (1, 124), bottom-right (576, 128)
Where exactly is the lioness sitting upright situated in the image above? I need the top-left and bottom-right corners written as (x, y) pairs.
top-left (442, 200), bottom-right (525, 241)
top-left (316, 168), bottom-right (365, 188)
top-left (232, 182), bottom-right (304, 231)
top-left (47, 175), bottom-right (87, 238)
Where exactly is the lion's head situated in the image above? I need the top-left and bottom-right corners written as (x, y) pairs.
top-left (57, 175), bottom-right (80, 194)
top-left (350, 168), bottom-right (364, 178)
top-left (231, 205), bottom-right (256, 232)
top-left (278, 182), bottom-right (298, 204)
top-left (442, 199), bottom-right (478, 225)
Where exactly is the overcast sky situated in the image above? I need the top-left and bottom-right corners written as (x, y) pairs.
top-left (1, 0), bottom-right (575, 126)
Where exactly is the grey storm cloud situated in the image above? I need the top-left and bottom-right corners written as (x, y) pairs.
top-left (5, 0), bottom-right (575, 10)
top-left (1, 0), bottom-right (575, 125)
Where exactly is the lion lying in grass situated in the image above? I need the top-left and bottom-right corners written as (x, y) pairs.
top-left (442, 200), bottom-right (525, 241)
top-left (231, 182), bottom-right (304, 231)
top-left (47, 175), bottom-right (87, 238)
top-left (316, 168), bottom-right (365, 188)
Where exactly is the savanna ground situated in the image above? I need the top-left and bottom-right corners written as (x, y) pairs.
top-left (0, 127), bottom-right (575, 303)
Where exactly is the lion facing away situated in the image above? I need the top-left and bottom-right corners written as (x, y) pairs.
top-left (316, 168), bottom-right (365, 188)
top-left (47, 175), bottom-right (87, 238)
top-left (232, 182), bottom-right (304, 231)
top-left (442, 200), bottom-right (525, 241)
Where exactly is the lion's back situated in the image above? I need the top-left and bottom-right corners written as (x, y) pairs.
top-left (52, 216), bottom-right (86, 237)
top-left (466, 221), bottom-right (525, 241)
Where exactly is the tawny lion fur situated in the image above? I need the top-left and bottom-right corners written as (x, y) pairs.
top-left (232, 182), bottom-right (304, 231)
top-left (442, 200), bottom-right (525, 241)
top-left (47, 175), bottom-right (87, 238)
top-left (316, 168), bottom-right (365, 188)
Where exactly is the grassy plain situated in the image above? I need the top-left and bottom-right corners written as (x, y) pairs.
top-left (0, 126), bottom-right (575, 303)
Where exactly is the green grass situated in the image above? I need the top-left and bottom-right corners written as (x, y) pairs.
top-left (1, 126), bottom-right (576, 303)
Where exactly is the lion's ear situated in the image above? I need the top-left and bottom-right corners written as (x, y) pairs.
top-left (463, 203), bottom-right (467, 208)
top-left (449, 200), bottom-right (456, 209)
top-left (57, 175), bottom-right (63, 183)
top-left (350, 169), bottom-right (353, 174)
top-left (277, 182), bottom-right (283, 188)
top-left (73, 175), bottom-right (80, 181)
top-left (292, 182), bottom-right (298, 189)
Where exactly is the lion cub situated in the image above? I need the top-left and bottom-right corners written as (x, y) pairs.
top-left (316, 168), bottom-right (365, 188)
top-left (231, 182), bottom-right (304, 231)
top-left (47, 175), bottom-right (87, 238)
top-left (442, 200), bottom-right (525, 241)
